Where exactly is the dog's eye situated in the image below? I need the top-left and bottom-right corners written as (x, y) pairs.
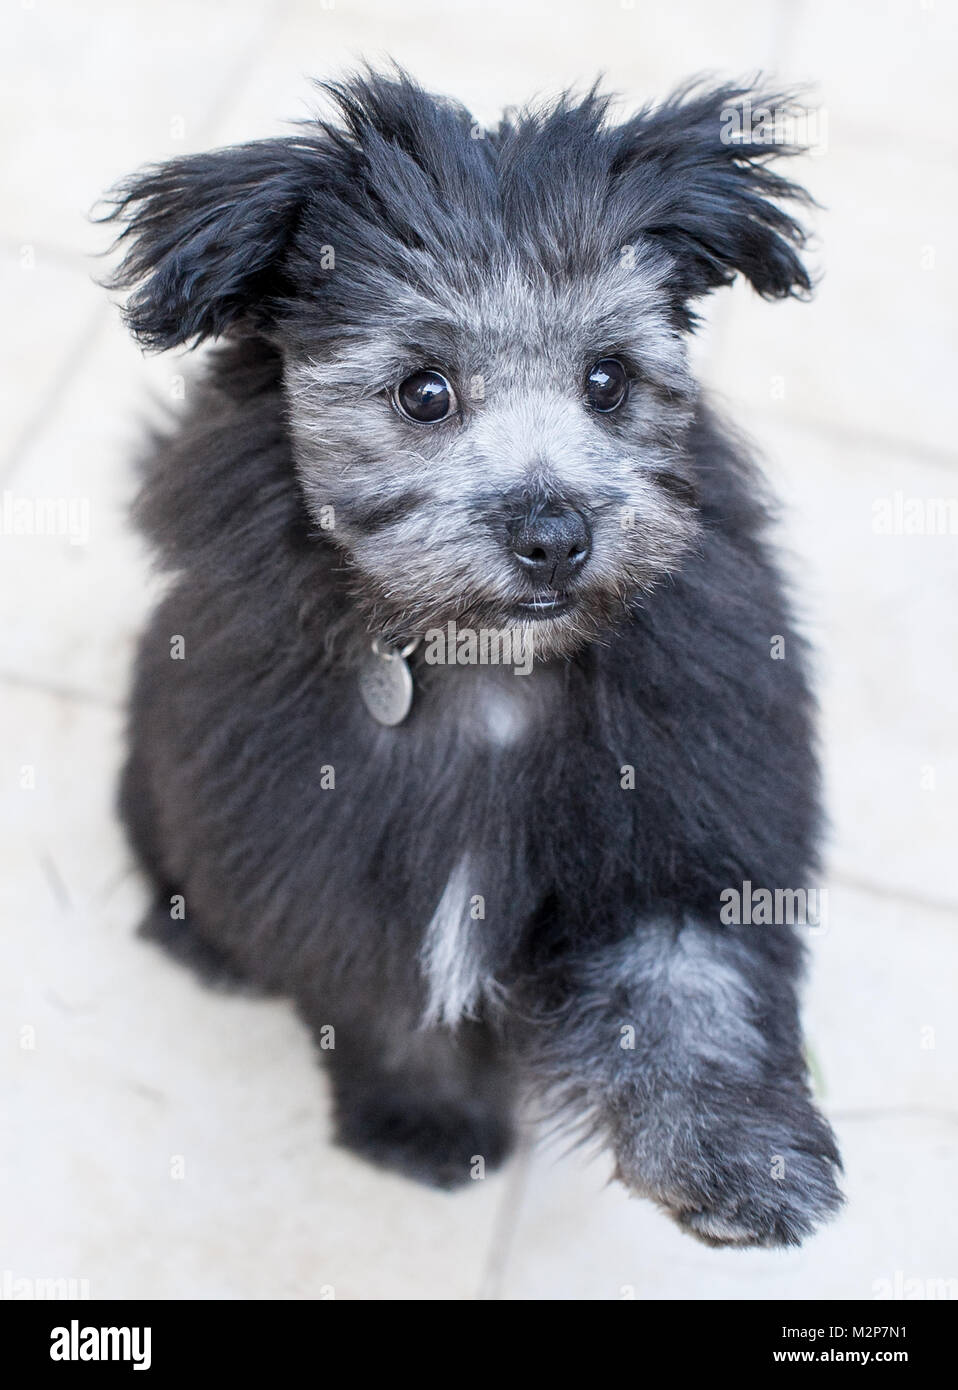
top-left (585, 358), bottom-right (629, 413)
top-left (393, 370), bottom-right (458, 423)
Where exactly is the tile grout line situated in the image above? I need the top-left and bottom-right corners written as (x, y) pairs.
top-left (0, 669), bottom-right (122, 711)
top-left (474, 1132), bottom-right (536, 1300)
top-left (826, 866), bottom-right (958, 921)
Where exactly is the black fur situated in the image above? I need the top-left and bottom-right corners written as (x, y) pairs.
top-left (105, 69), bottom-right (842, 1246)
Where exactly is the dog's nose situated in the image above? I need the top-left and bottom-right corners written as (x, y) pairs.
top-left (510, 508), bottom-right (592, 588)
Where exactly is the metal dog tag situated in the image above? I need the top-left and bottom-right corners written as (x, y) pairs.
top-left (359, 639), bottom-right (417, 726)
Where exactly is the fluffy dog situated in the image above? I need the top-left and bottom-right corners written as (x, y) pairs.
top-left (105, 69), bottom-right (843, 1246)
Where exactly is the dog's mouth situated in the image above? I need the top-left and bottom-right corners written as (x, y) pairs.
top-left (512, 592), bottom-right (573, 619)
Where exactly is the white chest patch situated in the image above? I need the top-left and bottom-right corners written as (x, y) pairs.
top-left (420, 855), bottom-right (489, 1027)
top-left (472, 682), bottom-right (529, 748)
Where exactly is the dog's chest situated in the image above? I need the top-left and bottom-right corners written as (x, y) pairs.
top-left (309, 653), bottom-right (639, 954)
top-left (246, 647), bottom-right (646, 1016)
top-left (437, 667), bottom-right (536, 749)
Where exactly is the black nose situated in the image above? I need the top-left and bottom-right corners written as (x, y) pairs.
top-left (510, 508), bottom-right (592, 588)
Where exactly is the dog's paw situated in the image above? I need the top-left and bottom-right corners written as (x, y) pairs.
top-left (335, 1091), bottom-right (514, 1190)
top-left (615, 1089), bottom-right (844, 1248)
top-left (668, 1138), bottom-right (844, 1248)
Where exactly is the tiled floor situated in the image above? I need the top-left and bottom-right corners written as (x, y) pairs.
top-left (2, 0), bottom-right (956, 1299)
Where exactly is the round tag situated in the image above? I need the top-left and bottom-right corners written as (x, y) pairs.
top-left (359, 646), bottom-right (414, 726)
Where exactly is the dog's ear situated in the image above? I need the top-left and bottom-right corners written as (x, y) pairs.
top-left (100, 139), bottom-right (327, 350)
top-left (610, 84), bottom-right (815, 321)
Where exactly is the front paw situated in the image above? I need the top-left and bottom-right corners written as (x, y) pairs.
top-left (335, 1088), bottom-right (514, 1190)
top-left (615, 1086), bottom-right (844, 1248)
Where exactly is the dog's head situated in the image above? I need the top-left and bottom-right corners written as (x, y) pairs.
top-left (106, 70), bottom-right (813, 657)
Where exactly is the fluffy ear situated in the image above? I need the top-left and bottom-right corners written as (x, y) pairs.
top-left (610, 84), bottom-right (816, 320)
top-left (100, 139), bottom-right (328, 350)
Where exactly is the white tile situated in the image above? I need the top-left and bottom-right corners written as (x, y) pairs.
top-left (703, 138), bottom-right (957, 459)
top-left (805, 884), bottom-right (957, 1112)
top-left (2, 0), bottom-right (279, 252)
top-left (733, 415), bottom-right (958, 905)
top-left (0, 317), bottom-right (195, 700)
top-left (0, 250), bottom-right (102, 468)
top-left (0, 685), bottom-right (128, 905)
top-left (787, 0), bottom-right (958, 151)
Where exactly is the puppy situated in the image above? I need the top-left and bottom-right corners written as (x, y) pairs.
top-left (105, 69), bottom-right (843, 1246)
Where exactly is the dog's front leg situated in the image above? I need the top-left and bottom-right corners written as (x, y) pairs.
top-left (527, 917), bottom-right (843, 1247)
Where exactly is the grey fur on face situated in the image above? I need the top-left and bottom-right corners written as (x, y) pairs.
top-left (285, 250), bottom-right (699, 658)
